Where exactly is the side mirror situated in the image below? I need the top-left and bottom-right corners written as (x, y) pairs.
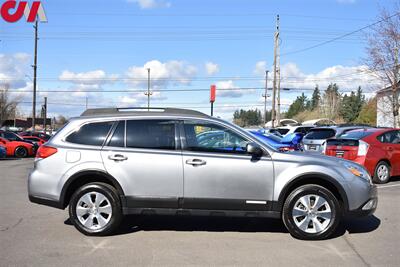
top-left (246, 142), bottom-right (263, 158)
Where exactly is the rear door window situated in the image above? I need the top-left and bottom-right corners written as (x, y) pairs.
top-left (126, 120), bottom-right (176, 150)
top-left (304, 129), bottom-right (336, 140)
top-left (66, 122), bottom-right (113, 146)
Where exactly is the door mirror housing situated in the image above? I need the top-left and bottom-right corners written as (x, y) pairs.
top-left (246, 142), bottom-right (263, 157)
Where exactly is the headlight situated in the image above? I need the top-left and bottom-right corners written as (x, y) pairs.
top-left (344, 162), bottom-right (371, 182)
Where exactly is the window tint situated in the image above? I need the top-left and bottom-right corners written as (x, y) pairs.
top-left (339, 130), bottom-right (373, 140)
top-left (294, 127), bottom-right (313, 134)
top-left (304, 129), bottom-right (336, 140)
top-left (126, 120), bottom-right (175, 150)
top-left (184, 122), bottom-right (249, 154)
top-left (66, 122), bottom-right (113, 146)
top-left (3, 132), bottom-right (18, 141)
top-left (108, 121), bottom-right (125, 147)
top-left (378, 131), bottom-right (400, 144)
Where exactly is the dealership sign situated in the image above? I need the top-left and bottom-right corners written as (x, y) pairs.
top-left (1, 1), bottom-right (47, 22)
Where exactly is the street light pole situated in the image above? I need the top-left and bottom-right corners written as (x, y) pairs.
top-left (145, 68), bottom-right (152, 110)
top-left (32, 20), bottom-right (38, 129)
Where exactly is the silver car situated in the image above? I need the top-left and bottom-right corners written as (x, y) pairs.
top-left (302, 126), bottom-right (372, 153)
top-left (28, 108), bottom-right (377, 240)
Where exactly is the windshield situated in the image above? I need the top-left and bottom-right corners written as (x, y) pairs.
top-left (338, 130), bottom-right (374, 139)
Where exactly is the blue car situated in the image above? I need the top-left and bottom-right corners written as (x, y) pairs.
top-left (249, 130), bottom-right (303, 151)
top-left (0, 145), bottom-right (6, 159)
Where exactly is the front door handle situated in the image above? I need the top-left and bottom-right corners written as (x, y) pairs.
top-left (185, 159), bottom-right (206, 166)
top-left (108, 154), bottom-right (128, 161)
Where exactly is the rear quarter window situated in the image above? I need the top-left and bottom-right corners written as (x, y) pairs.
top-left (304, 129), bottom-right (336, 140)
top-left (66, 121), bottom-right (113, 146)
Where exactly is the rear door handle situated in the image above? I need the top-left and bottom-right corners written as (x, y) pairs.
top-left (185, 159), bottom-right (206, 166)
top-left (108, 154), bottom-right (128, 161)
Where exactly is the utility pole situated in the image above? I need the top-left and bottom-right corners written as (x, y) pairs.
top-left (42, 97), bottom-right (47, 131)
top-left (145, 68), bottom-right (152, 110)
top-left (262, 70), bottom-right (269, 126)
top-left (271, 15), bottom-right (279, 128)
top-left (32, 20), bottom-right (38, 129)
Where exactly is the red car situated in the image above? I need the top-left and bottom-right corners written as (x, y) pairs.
top-left (325, 128), bottom-right (400, 184)
top-left (0, 137), bottom-right (35, 158)
top-left (21, 136), bottom-right (47, 146)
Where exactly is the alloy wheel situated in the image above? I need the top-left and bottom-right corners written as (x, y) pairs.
top-left (377, 165), bottom-right (389, 182)
top-left (76, 192), bottom-right (112, 230)
top-left (292, 194), bottom-right (332, 234)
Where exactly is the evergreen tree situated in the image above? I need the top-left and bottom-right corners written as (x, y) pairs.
top-left (310, 85), bottom-right (321, 110)
top-left (286, 93), bottom-right (309, 118)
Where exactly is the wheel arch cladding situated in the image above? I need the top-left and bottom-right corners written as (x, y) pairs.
top-left (276, 174), bottom-right (348, 213)
top-left (60, 170), bottom-right (125, 209)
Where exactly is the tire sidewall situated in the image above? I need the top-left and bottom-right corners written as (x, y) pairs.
top-left (14, 146), bottom-right (27, 158)
top-left (283, 185), bottom-right (341, 240)
top-left (373, 162), bottom-right (390, 184)
top-left (69, 183), bottom-right (122, 236)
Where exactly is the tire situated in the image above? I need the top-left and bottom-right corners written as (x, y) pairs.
top-left (282, 184), bottom-right (341, 240)
top-left (373, 161), bottom-right (391, 184)
top-left (14, 146), bottom-right (28, 158)
top-left (69, 182), bottom-right (123, 236)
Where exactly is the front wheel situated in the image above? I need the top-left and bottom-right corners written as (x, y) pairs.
top-left (282, 184), bottom-right (341, 240)
top-left (69, 182), bottom-right (122, 236)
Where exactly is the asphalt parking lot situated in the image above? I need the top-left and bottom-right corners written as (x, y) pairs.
top-left (0, 159), bottom-right (399, 266)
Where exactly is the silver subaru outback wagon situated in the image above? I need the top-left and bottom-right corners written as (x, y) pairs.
top-left (28, 108), bottom-right (377, 240)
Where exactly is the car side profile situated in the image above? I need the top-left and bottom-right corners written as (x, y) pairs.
top-left (0, 137), bottom-right (35, 158)
top-left (28, 108), bottom-right (377, 240)
top-left (325, 128), bottom-right (400, 184)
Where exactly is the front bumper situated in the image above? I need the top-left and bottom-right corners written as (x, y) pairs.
top-left (346, 185), bottom-right (377, 217)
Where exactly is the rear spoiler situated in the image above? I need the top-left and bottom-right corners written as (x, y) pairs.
top-left (326, 138), bottom-right (359, 146)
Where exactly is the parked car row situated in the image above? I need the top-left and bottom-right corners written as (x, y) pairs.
top-left (0, 130), bottom-right (49, 158)
top-left (251, 124), bottom-right (399, 184)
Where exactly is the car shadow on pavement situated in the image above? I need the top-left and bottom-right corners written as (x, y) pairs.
top-left (64, 214), bottom-right (381, 239)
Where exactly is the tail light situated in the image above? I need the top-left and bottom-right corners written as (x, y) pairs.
top-left (358, 140), bottom-right (369, 156)
top-left (279, 146), bottom-right (295, 152)
top-left (36, 145), bottom-right (57, 159)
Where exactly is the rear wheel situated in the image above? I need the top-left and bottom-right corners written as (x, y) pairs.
top-left (14, 146), bottom-right (28, 158)
top-left (282, 184), bottom-right (341, 240)
top-left (69, 182), bottom-right (122, 236)
top-left (373, 161), bottom-right (390, 184)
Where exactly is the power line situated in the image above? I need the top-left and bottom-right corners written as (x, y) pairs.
top-left (281, 11), bottom-right (400, 56)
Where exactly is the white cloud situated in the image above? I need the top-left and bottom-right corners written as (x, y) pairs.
top-left (0, 53), bottom-right (31, 90)
top-left (254, 61), bottom-right (267, 76)
top-left (59, 70), bottom-right (118, 85)
top-left (205, 62), bottom-right (219, 75)
top-left (215, 80), bottom-right (248, 98)
top-left (278, 62), bottom-right (381, 92)
top-left (118, 91), bottom-right (167, 107)
top-left (126, 60), bottom-right (197, 88)
top-left (127, 0), bottom-right (171, 9)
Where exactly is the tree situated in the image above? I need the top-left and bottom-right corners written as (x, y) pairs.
top-left (365, 4), bottom-right (400, 127)
top-left (321, 83), bottom-right (341, 119)
top-left (310, 85), bottom-right (321, 110)
top-left (339, 87), bottom-right (365, 123)
top-left (355, 98), bottom-right (377, 126)
top-left (233, 109), bottom-right (262, 127)
top-left (286, 93), bottom-right (309, 118)
top-left (0, 84), bottom-right (19, 126)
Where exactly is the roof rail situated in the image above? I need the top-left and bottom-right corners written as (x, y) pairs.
top-left (80, 107), bottom-right (209, 118)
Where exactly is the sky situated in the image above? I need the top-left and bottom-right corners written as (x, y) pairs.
top-left (0, 0), bottom-right (397, 120)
